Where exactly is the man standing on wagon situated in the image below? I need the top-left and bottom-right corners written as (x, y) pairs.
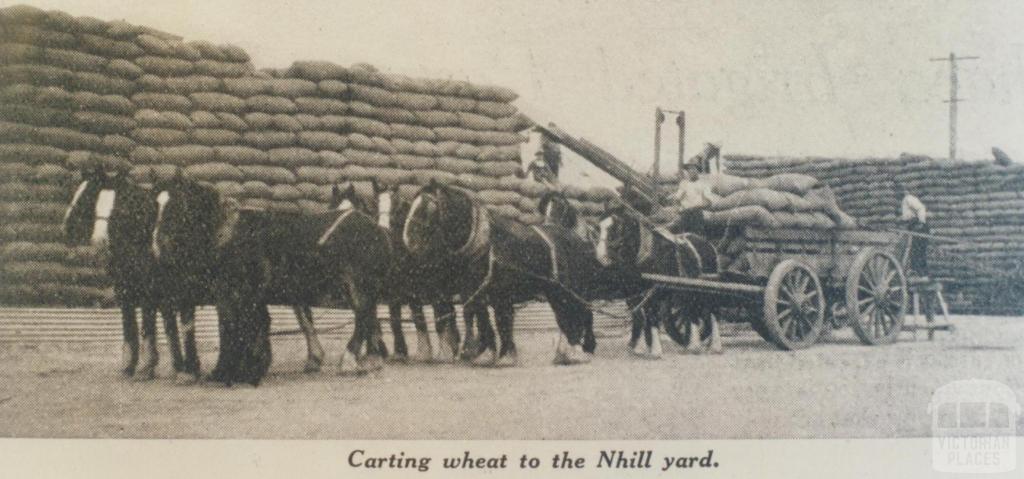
top-left (896, 181), bottom-right (929, 278)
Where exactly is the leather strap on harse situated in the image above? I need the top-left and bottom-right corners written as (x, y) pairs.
top-left (653, 225), bottom-right (703, 275)
top-left (531, 225), bottom-right (559, 281)
top-left (637, 224), bottom-right (654, 265)
top-left (317, 210), bottom-right (355, 246)
top-left (454, 203), bottom-right (490, 260)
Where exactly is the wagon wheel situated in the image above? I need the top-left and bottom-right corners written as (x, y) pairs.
top-left (761, 259), bottom-right (825, 350)
top-left (846, 248), bottom-right (907, 345)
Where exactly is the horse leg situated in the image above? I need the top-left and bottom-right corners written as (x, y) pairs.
top-left (134, 306), bottom-right (159, 381)
top-left (177, 303), bottom-right (200, 384)
top-left (248, 304), bottom-right (273, 386)
top-left (357, 289), bottom-right (384, 373)
top-left (160, 303), bottom-right (184, 374)
top-left (470, 299), bottom-right (498, 366)
top-left (432, 302), bottom-right (457, 363)
top-left (493, 297), bottom-right (518, 368)
top-left (546, 289), bottom-right (591, 365)
top-left (647, 303), bottom-right (664, 359)
top-left (207, 301), bottom-right (236, 385)
top-left (627, 297), bottom-right (644, 356)
top-left (338, 308), bottom-right (363, 376)
top-left (119, 304), bottom-right (139, 377)
top-left (410, 302), bottom-right (432, 363)
top-left (293, 305), bottom-right (325, 373)
top-left (387, 303), bottom-right (409, 363)
top-left (459, 302), bottom-right (481, 361)
top-left (707, 313), bottom-right (723, 354)
top-left (582, 303), bottom-right (597, 355)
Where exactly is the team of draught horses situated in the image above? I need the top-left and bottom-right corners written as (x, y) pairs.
top-left (62, 166), bottom-right (722, 386)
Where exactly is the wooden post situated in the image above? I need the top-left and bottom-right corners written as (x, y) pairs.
top-left (653, 107), bottom-right (664, 180)
top-left (676, 111), bottom-right (686, 174)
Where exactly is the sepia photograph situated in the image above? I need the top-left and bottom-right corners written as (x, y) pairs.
top-left (0, 0), bottom-right (1021, 475)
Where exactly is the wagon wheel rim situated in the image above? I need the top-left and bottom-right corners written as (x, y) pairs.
top-left (763, 260), bottom-right (824, 350)
top-left (847, 250), bottom-right (907, 345)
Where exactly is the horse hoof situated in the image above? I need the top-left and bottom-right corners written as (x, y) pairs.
top-left (433, 348), bottom-right (456, 364)
top-left (361, 355), bottom-right (384, 372)
top-left (494, 353), bottom-right (518, 368)
top-left (567, 345), bottom-right (592, 365)
top-left (303, 359), bottom-right (323, 373)
top-left (471, 349), bottom-right (497, 367)
top-left (387, 352), bottom-right (409, 364)
top-left (175, 372), bottom-right (200, 385)
top-left (132, 368), bottom-right (156, 382)
top-left (630, 342), bottom-right (646, 357)
top-left (338, 351), bottom-right (364, 376)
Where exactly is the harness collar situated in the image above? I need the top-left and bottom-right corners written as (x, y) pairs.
top-left (317, 209), bottom-right (355, 246)
top-left (454, 203), bottom-right (490, 259)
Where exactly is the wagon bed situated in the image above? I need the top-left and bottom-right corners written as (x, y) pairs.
top-left (643, 226), bottom-right (911, 350)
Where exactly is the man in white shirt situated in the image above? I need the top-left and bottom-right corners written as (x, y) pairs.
top-left (896, 182), bottom-right (929, 277)
top-left (669, 164), bottom-right (720, 236)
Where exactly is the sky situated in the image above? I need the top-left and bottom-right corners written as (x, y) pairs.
top-left (19, 0), bottom-right (1024, 185)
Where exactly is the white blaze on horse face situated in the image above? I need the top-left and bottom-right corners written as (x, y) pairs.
top-left (335, 199), bottom-right (354, 212)
top-left (402, 194), bottom-right (425, 249)
top-left (596, 216), bottom-right (614, 266)
top-left (377, 192), bottom-right (392, 230)
top-left (152, 191), bottom-right (170, 258)
top-left (63, 180), bottom-right (89, 226)
top-left (91, 189), bottom-right (116, 247)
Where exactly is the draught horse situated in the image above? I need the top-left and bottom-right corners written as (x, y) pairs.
top-left (329, 182), bottom-right (466, 363)
top-left (151, 176), bottom-right (336, 381)
top-left (597, 202), bottom-right (723, 355)
top-left (154, 180), bottom-right (391, 385)
top-left (402, 183), bottom-right (611, 365)
top-left (62, 167), bottom-right (178, 380)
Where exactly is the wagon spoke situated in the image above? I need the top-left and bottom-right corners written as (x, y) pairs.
top-left (860, 303), bottom-right (875, 322)
top-left (796, 273), bottom-right (810, 295)
top-left (860, 273), bottom-right (877, 291)
top-left (882, 267), bottom-right (896, 287)
top-left (785, 314), bottom-right (798, 339)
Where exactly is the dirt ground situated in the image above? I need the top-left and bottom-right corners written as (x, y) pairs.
top-left (0, 316), bottom-right (1021, 439)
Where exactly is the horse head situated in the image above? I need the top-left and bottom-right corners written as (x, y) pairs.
top-left (62, 165), bottom-right (135, 249)
top-left (538, 190), bottom-right (578, 230)
top-left (151, 174), bottom-right (221, 263)
top-left (402, 181), bottom-right (476, 257)
top-left (596, 201), bottom-right (641, 268)
top-left (329, 182), bottom-right (376, 216)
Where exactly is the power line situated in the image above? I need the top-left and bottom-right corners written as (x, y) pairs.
top-left (930, 53), bottom-right (979, 160)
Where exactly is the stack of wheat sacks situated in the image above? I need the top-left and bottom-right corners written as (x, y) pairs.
top-left (725, 154), bottom-right (1024, 315)
top-left (0, 4), bottom-right (614, 307)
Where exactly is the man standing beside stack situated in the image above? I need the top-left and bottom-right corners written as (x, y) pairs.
top-left (896, 182), bottom-right (929, 278)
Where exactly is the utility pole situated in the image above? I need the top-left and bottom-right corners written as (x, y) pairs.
top-left (930, 53), bottom-right (979, 160)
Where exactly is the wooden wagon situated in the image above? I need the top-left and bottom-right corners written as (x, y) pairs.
top-left (644, 227), bottom-right (911, 350)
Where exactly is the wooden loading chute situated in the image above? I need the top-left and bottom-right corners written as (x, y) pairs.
top-left (533, 122), bottom-right (661, 207)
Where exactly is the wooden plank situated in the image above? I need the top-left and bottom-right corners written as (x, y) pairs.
top-left (642, 273), bottom-right (764, 295)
